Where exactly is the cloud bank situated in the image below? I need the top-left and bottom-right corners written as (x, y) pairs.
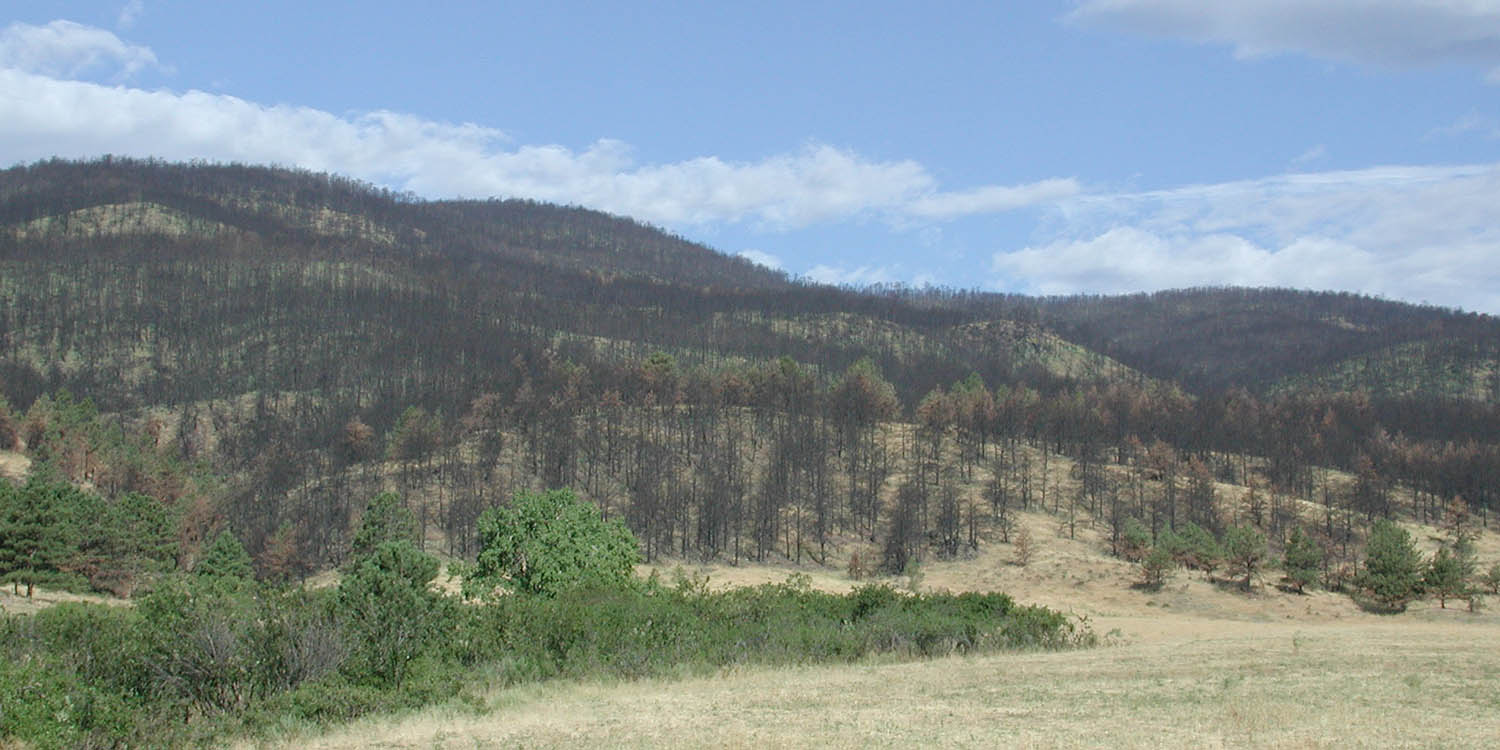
top-left (0, 21), bottom-right (1070, 230)
top-left (997, 164), bottom-right (1500, 313)
top-left (0, 19), bottom-right (160, 79)
top-left (1070, 0), bottom-right (1500, 80)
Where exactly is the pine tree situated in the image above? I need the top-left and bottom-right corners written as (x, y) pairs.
top-left (195, 530), bottom-right (254, 580)
top-left (1222, 525), bottom-right (1267, 591)
top-left (1355, 519), bottom-right (1423, 611)
top-left (1281, 526), bottom-right (1322, 594)
top-left (1425, 546), bottom-right (1466, 609)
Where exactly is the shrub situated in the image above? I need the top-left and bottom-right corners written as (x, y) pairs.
top-left (467, 489), bottom-right (639, 598)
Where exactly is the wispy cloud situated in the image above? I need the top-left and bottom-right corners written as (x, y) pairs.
top-left (1289, 144), bottom-right (1326, 168)
top-left (0, 20), bottom-right (1068, 231)
top-left (736, 249), bottom-right (784, 271)
top-left (904, 179), bottom-right (1080, 220)
top-left (1069, 0), bottom-right (1500, 81)
top-left (803, 264), bottom-right (900, 287)
top-left (997, 163), bottom-right (1500, 313)
top-left (1425, 112), bottom-right (1500, 140)
top-left (0, 20), bottom-right (159, 80)
top-left (117, 1), bottom-right (146, 31)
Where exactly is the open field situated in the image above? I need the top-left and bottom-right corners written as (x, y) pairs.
top-left (261, 509), bottom-right (1500, 749)
top-left (265, 616), bottom-right (1500, 749)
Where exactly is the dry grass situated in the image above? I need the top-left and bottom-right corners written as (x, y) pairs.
top-left (265, 615), bottom-right (1500, 749)
top-left (262, 505), bottom-right (1500, 750)
top-left (0, 450), bottom-right (29, 482)
top-left (0, 585), bottom-right (124, 616)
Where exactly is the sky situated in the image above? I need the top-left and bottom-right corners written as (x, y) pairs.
top-left (2, 1), bottom-right (1499, 314)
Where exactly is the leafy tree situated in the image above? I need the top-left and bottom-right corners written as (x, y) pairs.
top-left (467, 488), bottom-right (639, 597)
top-left (1281, 526), bottom-right (1322, 593)
top-left (195, 530), bottom-right (254, 580)
top-left (1355, 519), bottom-right (1424, 611)
top-left (1222, 525), bottom-right (1267, 591)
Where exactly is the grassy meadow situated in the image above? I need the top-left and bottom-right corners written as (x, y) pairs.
top-left (250, 508), bottom-right (1500, 749)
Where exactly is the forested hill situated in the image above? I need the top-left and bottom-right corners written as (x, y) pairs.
top-left (1, 156), bottom-right (1497, 585)
top-left (0, 156), bottom-right (791, 290)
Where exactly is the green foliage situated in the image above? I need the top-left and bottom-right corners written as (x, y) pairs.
top-left (1424, 546), bottom-right (1467, 609)
top-left (1137, 545), bottom-right (1175, 590)
top-left (1221, 525), bottom-right (1267, 591)
top-left (1281, 526), bottom-right (1322, 593)
top-left (337, 540), bottom-right (446, 687)
top-left (346, 491), bottom-right (416, 568)
top-left (0, 477), bottom-right (83, 595)
top-left (468, 488), bottom-right (639, 597)
top-left (196, 529), bottom-right (255, 580)
top-left (1355, 519), bottom-right (1425, 611)
top-left (1483, 562), bottom-right (1500, 595)
top-left (1158, 522), bottom-right (1221, 574)
top-left (1120, 517), bottom-right (1152, 562)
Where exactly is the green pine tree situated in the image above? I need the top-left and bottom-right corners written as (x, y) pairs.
top-left (196, 530), bottom-right (254, 580)
top-left (1356, 519), bottom-right (1424, 611)
top-left (1281, 526), bottom-right (1322, 594)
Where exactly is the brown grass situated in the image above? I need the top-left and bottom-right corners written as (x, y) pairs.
top-left (259, 505), bottom-right (1500, 750)
top-left (0, 450), bottom-right (30, 482)
top-left (264, 615), bottom-right (1500, 749)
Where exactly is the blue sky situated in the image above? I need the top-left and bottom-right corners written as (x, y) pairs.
top-left (3, 2), bottom-right (1499, 313)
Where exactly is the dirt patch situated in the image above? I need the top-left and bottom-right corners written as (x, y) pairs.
top-left (0, 450), bottom-right (30, 481)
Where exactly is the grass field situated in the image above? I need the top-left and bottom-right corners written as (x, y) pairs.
top-left (263, 616), bottom-right (1500, 749)
top-left (258, 508), bottom-right (1500, 749)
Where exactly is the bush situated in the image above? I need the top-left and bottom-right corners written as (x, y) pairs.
top-left (467, 489), bottom-right (639, 598)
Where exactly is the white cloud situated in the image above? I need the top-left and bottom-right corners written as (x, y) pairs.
top-left (0, 20), bottom-right (159, 80)
top-left (1426, 112), bottom-right (1500, 140)
top-left (996, 163), bottom-right (1500, 313)
top-left (904, 179), bottom-right (1080, 220)
top-left (803, 264), bottom-right (900, 287)
top-left (118, 1), bottom-right (146, 30)
top-left (0, 29), bottom-right (1071, 230)
top-left (736, 249), bottom-right (784, 270)
top-left (1070, 0), bottom-right (1500, 80)
top-left (1289, 144), bottom-right (1327, 168)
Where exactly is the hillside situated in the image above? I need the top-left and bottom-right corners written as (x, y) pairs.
top-left (1, 157), bottom-right (1497, 582)
top-left (4, 157), bottom-right (1500, 749)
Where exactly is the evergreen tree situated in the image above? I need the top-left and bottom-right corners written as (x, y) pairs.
top-left (1138, 545), bottom-right (1175, 590)
top-left (1355, 519), bottom-right (1424, 611)
top-left (0, 477), bottom-right (83, 596)
top-left (1281, 526), bottom-right (1321, 594)
top-left (347, 491), bottom-right (416, 568)
top-left (195, 530), bottom-right (254, 580)
top-left (337, 539), bottom-right (445, 686)
top-left (1222, 525), bottom-right (1267, 591)
top-left (1424, 546), bottom-right (1466, 609)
